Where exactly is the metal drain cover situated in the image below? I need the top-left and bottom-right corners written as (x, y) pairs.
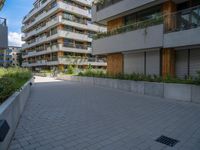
top-left (155, 135), bottom-right (179, 147)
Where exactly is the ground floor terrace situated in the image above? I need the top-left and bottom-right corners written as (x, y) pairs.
top-left (8, 76), bottom-right (200, 150)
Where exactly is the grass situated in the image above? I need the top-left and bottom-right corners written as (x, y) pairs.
top-left (0, 67), bottom-right (32, 104)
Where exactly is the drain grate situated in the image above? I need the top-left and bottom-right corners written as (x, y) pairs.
top-left (155, 135), bottom-right (179, 147)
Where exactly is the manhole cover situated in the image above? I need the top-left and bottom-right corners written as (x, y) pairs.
top-left (155, 135), bottom-right (179, 147)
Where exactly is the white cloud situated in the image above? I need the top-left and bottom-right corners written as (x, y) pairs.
top-left (8, 32), bottom-right (25, 47)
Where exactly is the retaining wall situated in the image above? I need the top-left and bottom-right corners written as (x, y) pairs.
top-left (0, 79), bottom-right (33, 150)
top-left (57, 75), bottom-right (200, 104)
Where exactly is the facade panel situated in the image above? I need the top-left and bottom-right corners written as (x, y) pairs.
top-left (124, 52), bottom-right (144, 74)
top-left (175, 50), bottom-right (188, 78)
top-left (146, 50), bottom-right (160, 75)
top-left (190, 48), bottom-right (200, 77)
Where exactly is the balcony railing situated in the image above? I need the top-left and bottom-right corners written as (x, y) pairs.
top-left (165, 5), bottom-right (200, 33)
top-left (93, 16), bottom-right (164, 40)
top-left (63, 42), bottom-right (90, 50)
top-left (95, 0), bottom-right (122, 11)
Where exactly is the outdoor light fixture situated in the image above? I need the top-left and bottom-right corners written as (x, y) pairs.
top-left (0, 120), bottom-right (10, 142)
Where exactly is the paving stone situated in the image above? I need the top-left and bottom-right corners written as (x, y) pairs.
top-left (7, 76), bottom-right (200, 150)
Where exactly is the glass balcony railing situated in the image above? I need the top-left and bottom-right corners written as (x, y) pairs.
top-left (165, 5), bottom-right (200, 33)
top-left (93, 16), bottom-right (164, 40)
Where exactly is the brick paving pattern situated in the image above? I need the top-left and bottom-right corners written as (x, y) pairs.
top-left (8, 77), bottom-right (200, 150)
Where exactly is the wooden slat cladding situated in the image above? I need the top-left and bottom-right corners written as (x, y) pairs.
top-left (162, 48), bottom-right (175, 78)
top-left (107, 17), bottom-right (124, 32)
top-left (162, 0), bottom-right (177, 31)
top-left (107, 53), bottom-right (123, 75)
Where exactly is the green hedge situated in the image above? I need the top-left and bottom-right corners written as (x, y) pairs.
top-left (78, 69), bottom-right (200, 85)
top-left (0, 67), bottom-right (32, 104)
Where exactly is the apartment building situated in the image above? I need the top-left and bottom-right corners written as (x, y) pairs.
top-left (9, 46), bottom-right (22, 66)
top-left (92, 0), bottom-right (200, 78)
top-left (0, 49), bottom-right (12, 67)
top-left (21, 0), bottom-right (107, 71)
top-left (0, 2), bottom-right (8, 67)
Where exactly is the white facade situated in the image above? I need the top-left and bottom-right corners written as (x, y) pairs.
top-left (22, 0), bottom-right (107, 69)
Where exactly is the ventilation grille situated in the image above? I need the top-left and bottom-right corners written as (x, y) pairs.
top-left (155, 135), bottom-right (179, 147)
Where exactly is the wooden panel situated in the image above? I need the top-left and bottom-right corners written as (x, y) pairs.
top-left (162, 48), bottom-right (175, 77)
top-left (107, 17), bottom-right (124, 32)
top-left (107, 53), bottom-right (123, 75)
top-left (57, 51), bottom-right (64, 57)
top-left (162, 0), bottom-right (177, 31)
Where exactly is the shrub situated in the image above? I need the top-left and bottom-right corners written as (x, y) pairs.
top-left (0, 78), bottom-right (16, 104)
top-left (67, 65), bottom-right (74, 74)
top-left (0, 67), bottom-right (32, 104)
top-left (78, 70), bottom-right (200, 85)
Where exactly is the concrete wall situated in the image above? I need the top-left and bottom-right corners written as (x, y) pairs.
top-left (57, 75), bottom-right (200, 104)
top-left (92, 24), bottom-right (164, 55)
top-left (92, 0), bottom-right (161, 23)
top-left (164, 27), bottom-right (200, 48)
top-left (0, 24), bottom-right (8, 49)
top-left (0, 79), bottom-right (32, 150)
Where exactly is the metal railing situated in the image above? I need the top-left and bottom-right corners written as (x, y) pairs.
top-left (165, 5), bottom-right (200, 33)
top-left (93, 16), bottom-right (164, 40)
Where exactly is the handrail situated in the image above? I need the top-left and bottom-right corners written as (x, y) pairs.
top-left (165, 5), bottom-right (200, 33)
top-left (93, 15), bottom-right (164, 40)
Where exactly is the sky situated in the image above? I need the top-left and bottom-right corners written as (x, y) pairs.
top-left (0, 0), bottom-right (34, 47)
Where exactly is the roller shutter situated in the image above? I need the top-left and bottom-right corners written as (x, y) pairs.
top-left (124, 52), bottom-right (144, 74)
top-left (146, 50), bottom-right (160, 75)
top-left (175, 50), bottom-right (188, 79)
top-left (190, 48), bottom-right (200, 77)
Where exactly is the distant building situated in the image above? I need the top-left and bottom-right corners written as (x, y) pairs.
top-left (0, 1), bottom-right (8, 67)
top-left (0, 49), bottom-right (11, 67)
top-left (0, 46), bottom-right (22, 67)
top-left (21, 0), bottom-right (107, 71)
top-left (9, 46), bottom-right (22, 66)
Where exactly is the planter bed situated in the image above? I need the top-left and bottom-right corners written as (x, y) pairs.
top-left (57, 75), bottom-right (200, 104)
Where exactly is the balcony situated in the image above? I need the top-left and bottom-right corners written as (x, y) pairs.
top-left (0, 17), bottom-right (8, 49)
top-left (22, 30), bottom-right (92, 50)
top-left (58, 57), bottom-right (107, 66)
top-left (22, 1), bottom-right (91, 32)
top-left (22, 4), bottom-right (59, 32)
top-left (92, 0), bottom-right (158, 24)
top-left (23, 0), bottom-right (52, 23)
top-left (92, 17), bottom-right (164, 55)
top-left (24, 16), bottom-right (106, 41)
top-left (22, 56), bottom-right (107, 67)
top-left (164, 5), bottom-right (200, 48)
top-left (23, 16), bottom-right (61, 40)
top-left (22, 44), bottom-right (92, 58)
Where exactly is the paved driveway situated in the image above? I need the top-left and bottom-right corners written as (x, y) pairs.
top-left (9, 76), bottom-right (200, 150)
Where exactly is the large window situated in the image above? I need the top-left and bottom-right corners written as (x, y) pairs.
top-left (124, 5), bottom-right (162, 25)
